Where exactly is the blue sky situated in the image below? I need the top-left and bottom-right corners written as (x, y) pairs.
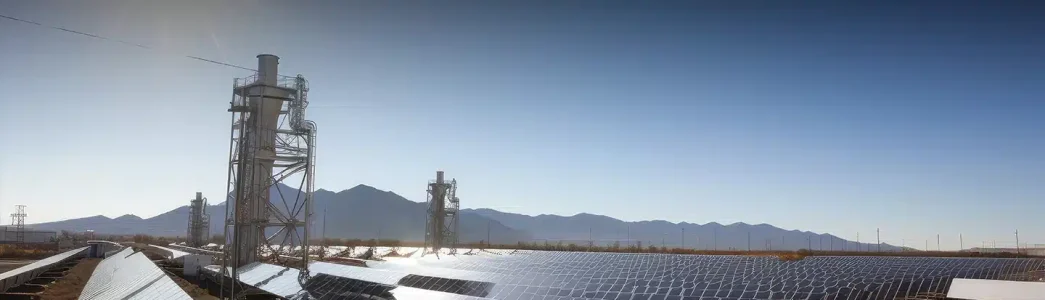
top-left (1, 1), bottom-right (1042, 250)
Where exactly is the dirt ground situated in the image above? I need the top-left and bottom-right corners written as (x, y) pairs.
top-left (37, 258), bottom-right (100, 300)
top-left (163, 272), bottom-right (219, 300)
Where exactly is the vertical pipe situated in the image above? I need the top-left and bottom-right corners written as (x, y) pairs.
top-left (433, 171), bottom-right (445, 251)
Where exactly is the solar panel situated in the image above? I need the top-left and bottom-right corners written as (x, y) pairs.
top-left (147, 244), bottom-right (190, 261)
top-left (0, 247), bottom-right (88, 292)
top-left (79, 248), bottom-right (192, 300)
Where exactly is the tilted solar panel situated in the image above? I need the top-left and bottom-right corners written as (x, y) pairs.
top-left (79, 248), bottom-right (191, 300)
top-left (0, 246), bottom-right (88, 292)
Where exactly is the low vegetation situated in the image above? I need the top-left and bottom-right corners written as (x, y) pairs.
top-left (67, 233), bottom-right (1039, 260)
top-left (0, 243), bottom-right (60, 259)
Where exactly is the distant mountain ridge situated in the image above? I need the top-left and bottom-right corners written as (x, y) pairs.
top-left (29, 184), bottom-right (897, 251)
top-left (29, 184), bottom-right (530, 244)
top-left (462, 208), bottom-right (903, 251)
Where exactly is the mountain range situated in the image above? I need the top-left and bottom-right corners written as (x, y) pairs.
top-left (29, 184), bottom-right (901, 251)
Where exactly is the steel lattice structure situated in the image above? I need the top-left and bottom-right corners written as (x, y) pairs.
top-left (220, 55), bottom-right (317, 299)
top-left (9, 205), bottom-right (26, 243)
top-left (186, 192), bottom-right (210, 248)
top-left (424, 171), bottom-right (460, 256)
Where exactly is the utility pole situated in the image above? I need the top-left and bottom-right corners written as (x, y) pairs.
top-left (627, 224), bottom-right (631, 247)
top-left (747, 232), bottom-right (751, 251)
top-left (487, 220), bottom-right (491, 246)
top-left (960, 234), bottom-right (963, 251)
top-left (1016, 230), bottom-right (1021, 254)
top-left (925, 240), bottom-right (928, 252)
top-left (589, 227), bottom-right (593, 249)
top-left (819, 236), bottom-right (823, 251)
top-left (807, 236), bottom-right (811, 251)
top-left (662, 233), bottom-right (666, 248)
top-left (713, 227), bottom-right (718, 251)
top-left (876, 228), bottom-right (881, 252)
top-left (937, 234), bottom-right (940, 251)
top-left (681, 228), bottom-right (685, 249)
top-left (857, 232), bottom-right (860, 252)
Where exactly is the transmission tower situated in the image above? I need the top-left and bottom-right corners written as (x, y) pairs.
top-left (186, 192), bottom-right (210, 247)
top-left (9, 205), bottom-right (26, 243)
top-left (424, 171), bottom-right (460, 256)
top-left (220, 54), bottom-right (317, 298)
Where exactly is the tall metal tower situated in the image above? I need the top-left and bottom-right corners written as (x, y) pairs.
top-left (424, 171), bottom-right (459, 255)
top-left (220, 55), bottom-right (317, 296)
top-left (186, 192), bottom-right (210, 247)
top-left (9, 205), bottom-right (26, 243)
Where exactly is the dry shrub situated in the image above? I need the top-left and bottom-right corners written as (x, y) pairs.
top-left (0, 244), bottom-right (59, 259)
top-left (777, 252), bottom-right (808, 262)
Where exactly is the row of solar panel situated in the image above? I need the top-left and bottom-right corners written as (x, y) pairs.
top-left (0, 246), bottom-right (88, 292)
top-left (147, 244), bottom-right (190, 261)
top-left (203, 261), bottom-right (495, 300)
top-left (79, 247), bottom-right (192, 300)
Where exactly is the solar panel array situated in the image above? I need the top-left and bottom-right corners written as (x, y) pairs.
top-left (0, 247), bottom-right (88, 292)
top-left (208, 251), bottom-right (1045, 300)
top-left (203, 261), bottom-right (487, 300)
top-left (79, 248), bottom-right (191, 300)
top-left (408, 251), bottom-right (1045, 300)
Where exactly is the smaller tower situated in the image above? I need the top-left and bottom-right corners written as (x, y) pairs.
top-left (187, 192), bottom-right (210, 247)
top-left (424, 171), bottom-right (460, 255)
top-left (9, 205), bottom-right (26, 243)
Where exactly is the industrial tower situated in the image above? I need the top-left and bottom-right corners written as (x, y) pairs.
top-left (220, 55), bottom-right (317, 296)
top-left (186, 192), bottom-right (210, 247)
top-left (424, 171), bottom-right (460, 255)
top-left (9, 205), bottom-right (26, 243)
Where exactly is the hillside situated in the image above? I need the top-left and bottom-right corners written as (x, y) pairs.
top-left (463, 208), bottom-right (903, 251)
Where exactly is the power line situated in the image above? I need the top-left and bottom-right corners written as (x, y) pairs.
top-left (1, 13), bottom-right (256, 72)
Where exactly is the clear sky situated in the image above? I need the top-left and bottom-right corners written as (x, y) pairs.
top-left (1, 1), bottom-right (1042, 250)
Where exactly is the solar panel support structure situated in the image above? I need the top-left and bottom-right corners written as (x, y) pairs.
top-left (220, 54), bottom-right (317, 299)
top-left (9, 205), bottom-right (26, 243)
top-left (424, 171), bottom-right (459, 256)
top-left (186, 192), bottom-right (210, 248)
